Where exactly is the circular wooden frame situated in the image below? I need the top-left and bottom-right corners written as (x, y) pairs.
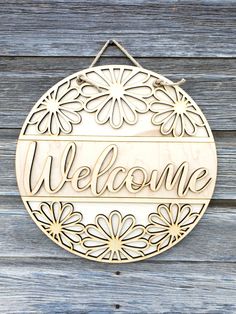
top-left (16, 65), bottom-right (217, 263)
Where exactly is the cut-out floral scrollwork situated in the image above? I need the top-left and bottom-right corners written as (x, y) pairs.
top-left (32, 202), bottom-right (84, 249)
top-left (147, 203), bottom-right (200, 252)
top-left (150, 85), bottom-right (206, 137)
top-left (29, 202), bottom-right (203, 261)
top-left (81, 211), bottom-right (149, 262)
top-left (25, 66), bottom-right (210, 136)
top-left (28, 80), bottom-right (83, 135)
top-left (81, 67), bottom-right (153, 128)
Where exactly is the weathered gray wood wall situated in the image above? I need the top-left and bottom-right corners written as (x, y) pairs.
top-left (0, 1), bottom-right (235, 313)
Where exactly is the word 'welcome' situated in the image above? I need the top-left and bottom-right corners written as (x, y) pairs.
top-left (24, 141), bottom-right (212, 197)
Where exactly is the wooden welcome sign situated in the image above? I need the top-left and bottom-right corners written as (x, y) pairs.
top-left (16, 41), bottom-right (217, 263)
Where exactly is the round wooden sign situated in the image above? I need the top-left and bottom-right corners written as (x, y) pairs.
top-left (16, 65), bottom-right (217, 263)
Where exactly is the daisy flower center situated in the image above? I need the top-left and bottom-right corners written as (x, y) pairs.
top-left (50, 222), bottom-right (62, 235)
top-left (109, 238), bottom-right (122, 251)
top-left (174, 101), bottom-right (187, 114)
top-left (109, 84), bottom-right (124, 98)
top-left (47, 100), bottom-right (60, 113)
top-left (168, 224), bottom-right (181, 237)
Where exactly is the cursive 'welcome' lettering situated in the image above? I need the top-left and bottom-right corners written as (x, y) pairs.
top-left (24, 141), bottom-right (212, 197)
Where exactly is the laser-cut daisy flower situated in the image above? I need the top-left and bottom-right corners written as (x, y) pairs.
top-left (147, 203), bottom-right (199, 251)
top-left (82, 211), bottom-right (148, 262)
top-left (150, 85), bottom-right (205, 136)
top-left (81, 67), bottom-right (152, 128)
top-left (29, 81), bottom-right (83, 135)
top-left (32, 202), bottom-right (84, 249)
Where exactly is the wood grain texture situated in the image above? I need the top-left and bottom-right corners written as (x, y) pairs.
top-left (0, 0), bottom-right (236, 312)
top-left (0, 1), bottom-right (235, 57)
top-left (0, 258), bottom-right (236, 313)
top-left (0, 57), bottom-right (235, 129)
top-left (1, 129), bottom-right (235, 199)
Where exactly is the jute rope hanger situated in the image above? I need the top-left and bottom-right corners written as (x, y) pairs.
top-left (90, 39), bottom-right (142, 68)
top-left (77, 39), bottom-right (186, 90)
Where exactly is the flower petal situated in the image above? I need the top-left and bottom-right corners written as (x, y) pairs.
top-left (125, 85), bottom-right (152, 98)
top-left (173, 114), bottom-right (185, 137)
top-left (59, 100), bottom-right (83, 112)
top-left (149, 211), bottom-right (169, 227)
top-left (58, 233), bottom-right (73, 248)
top-left (85, 94), bottom-right (110, 112)
top-left (160, 112), bottom-right (176, 135)
top-left (109, 99), bottom-right (123, 129)
top-left (37, 111), bottom-right (50, 134)
top-left (170, 203), bottom-right (181, 224)
top-left (49, 113), bottom-right (60, 135)
top-left (152, 110), bottom-right (174, 125)
top-left (120, 98), bottom-right (138, 124)
top-left (108, 211), bottom-right (122, 237)
top-left (149, 233), bottom-right (169, 246)
top-left (40, 202), bottom-right (54, 222)
top-left (57, 112), bottom-right (72, 134)
top-left (147, 225), bottom-right (169, 234)
top-left (86, 224), bottom-right (109, 241)
top-left (121, 225), bottom-right (144, 241)
top-left (183, 113), bottom-right (197, 135)
top-left (150, 101), bottom-right (174, 113)
top-left (51, 202), bottom-right (61, 222)
top-left (58, 88), bottom-right (79, 103)
top-left (157, 204), bottom-right (172, 225)
top-left (59, 203), bottom-right (73, 222)
top-left (63, 213), bottom-right (82, 225)
top-left (33, 210), bottom-right (51, 225)
top-left (62, 231), bottom-right (81, 243)
top-left (154, 88), bottom-right (175, 104)
top-left (58, 108), bottom-right (81, 124)
top-left (63, 224), bottom-right (84, 233)
top-left (95, 97), bottom-right (113, 125)
top-left (28, 107), bottom-right (47, 124)
top-left (177, 205), bottom-right (191, 225)
top-left (186, 110), bottom-right (205, 129)
top-left (123, 94), bottom-right (148, 113)
top-left (123, 238), bottom-right (148, 250)
top-left (82, 237), bottom-right (109, 249)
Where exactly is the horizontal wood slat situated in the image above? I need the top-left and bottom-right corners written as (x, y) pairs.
top-left (0, 1), bottom-right (235, 57)
top-left (0, 258), bottom-right (235, 313)
top-left (0, 57), bottom-right (235, 130)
